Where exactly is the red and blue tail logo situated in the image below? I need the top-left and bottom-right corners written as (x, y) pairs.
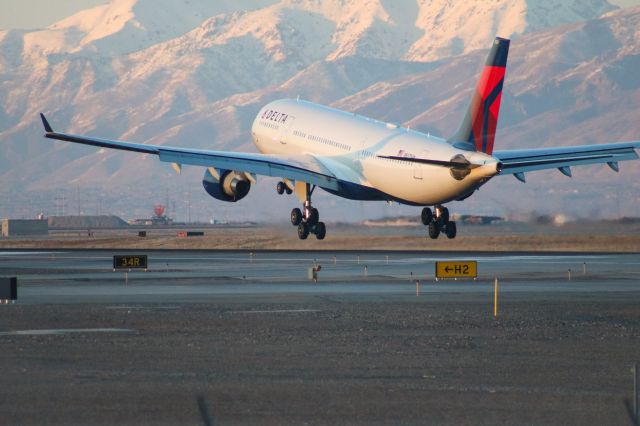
top-left (449, 37), bottom-right (509, 155)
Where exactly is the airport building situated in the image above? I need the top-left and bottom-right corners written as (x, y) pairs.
top-left (1, 219), bottom-right (49, 236)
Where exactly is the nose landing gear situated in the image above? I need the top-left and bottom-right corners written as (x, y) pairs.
top-left (290, 183), bottom-right (326, 240)
top-left (421, 205), bottom-right (456, 239)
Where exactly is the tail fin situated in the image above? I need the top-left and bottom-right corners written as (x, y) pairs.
top-left (448, 37), bottom-right (510, 155)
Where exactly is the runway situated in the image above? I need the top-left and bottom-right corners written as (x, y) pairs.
top-left (2, 250), bottom-right (639, 304)
top-left (1, 250), bottom-right (640, 424)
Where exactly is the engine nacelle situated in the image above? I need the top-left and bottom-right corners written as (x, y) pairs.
top-left (202, 168), bottom-right (251, 202)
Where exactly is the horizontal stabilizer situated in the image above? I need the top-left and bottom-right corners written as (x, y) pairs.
top-left (495, 142), bottom-right (640, 175)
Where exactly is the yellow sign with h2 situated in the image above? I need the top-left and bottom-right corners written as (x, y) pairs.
top-left (435, 261), bottom-right (477, 279)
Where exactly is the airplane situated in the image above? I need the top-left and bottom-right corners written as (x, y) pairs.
top-left (40, 37), bottom-right (640, 241)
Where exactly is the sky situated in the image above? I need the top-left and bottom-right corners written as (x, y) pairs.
top-left (1, 0), bottom-right (106, 29)
top-left (1, 0), bottom-right (640, 29)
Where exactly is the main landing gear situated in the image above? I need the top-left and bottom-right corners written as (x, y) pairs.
top-left (284, 182), bottom-right (326, 240)
top-left (421, 205), bottom-right (456, 239)
top-left (276, 181), bottom-right (293, 195)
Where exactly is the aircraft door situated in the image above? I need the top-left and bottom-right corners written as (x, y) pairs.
top-left (279, 117), bottom-right (295, 144)
top-left (413, 150), bottom-right (428, 180)
top-left (413, 166), bottom-right (423, 180)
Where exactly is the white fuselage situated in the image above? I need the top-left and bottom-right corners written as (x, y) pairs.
top-left (251, 99), bottom-right (500, 205)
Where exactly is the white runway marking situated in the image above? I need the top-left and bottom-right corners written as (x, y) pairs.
top-left (0, 328), bottom-right (133, 336)
top-left (229, 309), bottom-right (321, 314)
top-left (105, 306), bottom-right (180, 310)
top-left (0, 251), bottom-right (60, 256)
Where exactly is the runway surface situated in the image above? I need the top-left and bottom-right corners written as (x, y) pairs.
top-left (1, 250), bottom-right (639, 304)
top-left (1, 250), bottom-right (640, 425)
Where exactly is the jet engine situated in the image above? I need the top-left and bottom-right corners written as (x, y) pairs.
top-left (202, 168), bottom-right (251, 202)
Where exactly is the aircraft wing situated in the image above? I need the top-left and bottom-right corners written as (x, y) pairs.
top-left (40, 114), bottom-right (339, 190)
top-left (493, 141), bottom-right (640, 178)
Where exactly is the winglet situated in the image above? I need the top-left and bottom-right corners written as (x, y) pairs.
top-left (40, 113), bottom-right (53, 133)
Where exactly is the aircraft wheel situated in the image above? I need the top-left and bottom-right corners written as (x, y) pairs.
top-left (445, 221), bottom-right (457, 239)
top-left (291, 208), bottom-right (303, 226)
top-left (307, 208), bottom-right (319, 226)
top-left (285, 186), bottom-right (292, 195)
top-left (428, 222), bottom-right (440, 239)
top-left (421, 207), bottom-right (433, 225)
top-left (439, 207), bottom-right (450, 224)
top-left (276, 181), bottom-right (286, 195)
top-left (297, 222), bottom-right (309, 240)
top-left (315, 222), bottom-right (326, 240)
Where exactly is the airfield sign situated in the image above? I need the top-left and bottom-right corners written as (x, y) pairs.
top-left (435, 261), bottom-right (477, 279)
top-left (113, 255), bottom-right (148, 270)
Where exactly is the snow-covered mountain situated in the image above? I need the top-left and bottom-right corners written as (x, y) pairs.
top-left (0, 0), bottom-right (637, 222)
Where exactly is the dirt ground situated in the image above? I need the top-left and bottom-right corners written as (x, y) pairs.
top-left (1, 294), bottom-right (640, 425)
top-left (1, 221), bottom-right (639, 252)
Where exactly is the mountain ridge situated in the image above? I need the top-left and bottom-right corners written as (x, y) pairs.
top-left (0, 0), bottom-right (638, 221)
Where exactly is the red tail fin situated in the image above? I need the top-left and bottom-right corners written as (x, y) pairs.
top-left (449, 37), bottom-right (509, 155)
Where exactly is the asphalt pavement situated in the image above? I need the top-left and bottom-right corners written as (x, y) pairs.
top-left (1, 250), bottom-right (640, 425)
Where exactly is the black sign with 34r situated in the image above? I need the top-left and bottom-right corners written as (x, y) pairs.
top-left (113, 255), bottom-right (148, 269)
